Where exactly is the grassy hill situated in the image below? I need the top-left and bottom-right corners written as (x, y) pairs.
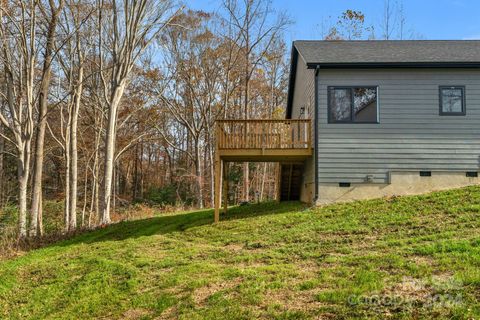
top-left (1, 187), bottom-right (480, 319)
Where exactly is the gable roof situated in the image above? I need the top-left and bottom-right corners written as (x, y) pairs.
top-left (286, 40), bottom-right (480, 118)
top-left (295, 40), bottom-right (480, 66)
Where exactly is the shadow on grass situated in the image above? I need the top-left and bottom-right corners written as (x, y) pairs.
top-left (55, 201), bottom-right (307, 247)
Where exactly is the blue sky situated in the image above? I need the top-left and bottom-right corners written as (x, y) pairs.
top-left (189, 0), bottom-right (480, 43)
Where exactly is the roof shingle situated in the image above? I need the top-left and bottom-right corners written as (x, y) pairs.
top-left (294, 40), bottom-right (480, 65)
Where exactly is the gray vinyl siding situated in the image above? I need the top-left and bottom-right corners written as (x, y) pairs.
top-left (291, 56), bottom-right (315, 120)
top-left (317, 68), bottom-right (480, 184)
top-left (291, 54), bottom-right (316, 197)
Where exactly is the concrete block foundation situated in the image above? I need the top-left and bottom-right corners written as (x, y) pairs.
top-left (315, 171), bottom-right (479, 205)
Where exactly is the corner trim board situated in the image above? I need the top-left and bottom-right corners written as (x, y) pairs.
top-left (314, 66), bottom-right (320, 202)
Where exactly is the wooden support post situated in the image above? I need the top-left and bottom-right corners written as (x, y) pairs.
top-left (287, 164), bottom-right (293, 201)
top-left (277, 163), bottom-right (282, 201)
top-left (214, 121), bottom-right (222, 223)
top-left (214, 122), bottom-right (221, 224)
top-left (223, 161), bottom-right (228, 215)
top-left (214, 155), bottom-right (221, 223)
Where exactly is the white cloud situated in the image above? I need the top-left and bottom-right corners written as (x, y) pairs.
top-left (462, 34), bottom-right (480, 40)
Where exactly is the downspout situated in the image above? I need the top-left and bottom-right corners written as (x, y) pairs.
top-left (313, 66), bottom-right (320, 204)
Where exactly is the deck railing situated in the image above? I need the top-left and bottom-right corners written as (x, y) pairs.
top-left (216, 119), bottom-right (312, 150)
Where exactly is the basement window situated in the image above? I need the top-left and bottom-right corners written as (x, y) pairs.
top-left (328, 86), bottom-right (378, 123)
top-left (439, 86), bottom-right (465, 115)
top-left (420, 171), bottom-right (431, 177)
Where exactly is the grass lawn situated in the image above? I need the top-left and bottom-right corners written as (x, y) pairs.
top-left (1, 187), bottom-right (480, 319)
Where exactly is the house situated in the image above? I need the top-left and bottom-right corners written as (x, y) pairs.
top-left (214, 40), bottom-right (480, 221)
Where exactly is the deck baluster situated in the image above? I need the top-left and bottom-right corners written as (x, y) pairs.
top-left (216, 119), bottom-right (311, 151)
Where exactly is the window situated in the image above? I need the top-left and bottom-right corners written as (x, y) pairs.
top-left (328, 87), bottom-right (378, 123)
top-left (439, 86), bottom-right (465, 115)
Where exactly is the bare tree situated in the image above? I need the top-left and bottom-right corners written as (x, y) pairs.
top-left (30, 0), bottom-right (65, 237)
top-left (259, 38), bottom-right (287, 200)
top-left (158, 11), bottom-right (226, 208)
top-left (379, 0), bottom-right (420, 40)
top-left (0, 0), bottom-right (291, 241)
top-left (397, 1), bottom-right (406, 40)
top-left (380, 0), bottom-right (396, 40)
top-left (0, 111), bottom-right (4, 207)
top-left (97, 0), bottom-right (181, 224)
top-left (0, 0), bottom-right (39, 237)
top-left (222, 0), bottom-right (290, 202)
top-left (49, 0), bottom-right (92, 231)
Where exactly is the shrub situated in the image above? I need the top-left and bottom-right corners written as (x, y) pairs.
top-left (0, 205), bottom-right (19, 256)
top-left (143, 185), bottom-right (177, 206)
top-left (0, 201), bottom-right (65, 257)
top-left (42, 201), bottom-right (65, 235)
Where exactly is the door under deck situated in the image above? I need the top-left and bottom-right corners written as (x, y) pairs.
top-left (279, 164), bottom-right (303, 201)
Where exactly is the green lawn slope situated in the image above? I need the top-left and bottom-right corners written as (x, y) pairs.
top-left (1, 187), bottom-right (480, 319)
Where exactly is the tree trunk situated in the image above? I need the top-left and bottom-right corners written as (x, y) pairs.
top-left (112, 163), bottom-right (116, 217)
top-left (94, 159), bottom-right (100, 219)
top-left (30, 4), bottom-right (62, 237)
top-left (30, 91), bottom-right (48, 237)
top-left (165, 148), bottom-right (174, 185)
top-left (82, 162), bottom-right (88, 228)
top-left (69, 114), bottom-right (78, 230)
top-left (243, 37), bottom-right (250, 203)
top-left (18, 175), bottom-right (28, 238)
top-left (68, 65), bottom-right (83, 230)
top-left (140, 141), bottom-right (144, 198)
top-left (208, 137), bottom-right (215, 207)
top-left (101, 107), bottom-right (116, 224)
top-left (38, 196), bottom-right (43, 236)
top-left (64, 128), bottom-right (71, 232)
top-left (101, 85), bottom-right (126, 224)
top-left (132, 142), bottom-right (139, 201)
top-left (259, 162), bottom-right (266, 201)
top-left (0, 122), bottom-right (4, 207)
top-left (17, 148), bottom-right (30, 238)
top-left (194, 141), bottom-right (204, 209)
top-left (91, 107), bottom-right (103, 223)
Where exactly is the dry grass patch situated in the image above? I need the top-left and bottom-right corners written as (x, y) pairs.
top-left (193, 277), bottom-right (243, 306)
top-left (264, 288), bottom-right (325, 312)
top-left (409, 254), bottom-right (436, 266)
top-left (123, 308), bottom-right (153, 320)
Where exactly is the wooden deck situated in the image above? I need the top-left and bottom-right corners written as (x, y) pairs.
top-left (214, 119), bottom-right (312, 222)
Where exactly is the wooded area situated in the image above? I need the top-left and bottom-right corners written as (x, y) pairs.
top-left (0, 0), bottom-right (415, 241)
